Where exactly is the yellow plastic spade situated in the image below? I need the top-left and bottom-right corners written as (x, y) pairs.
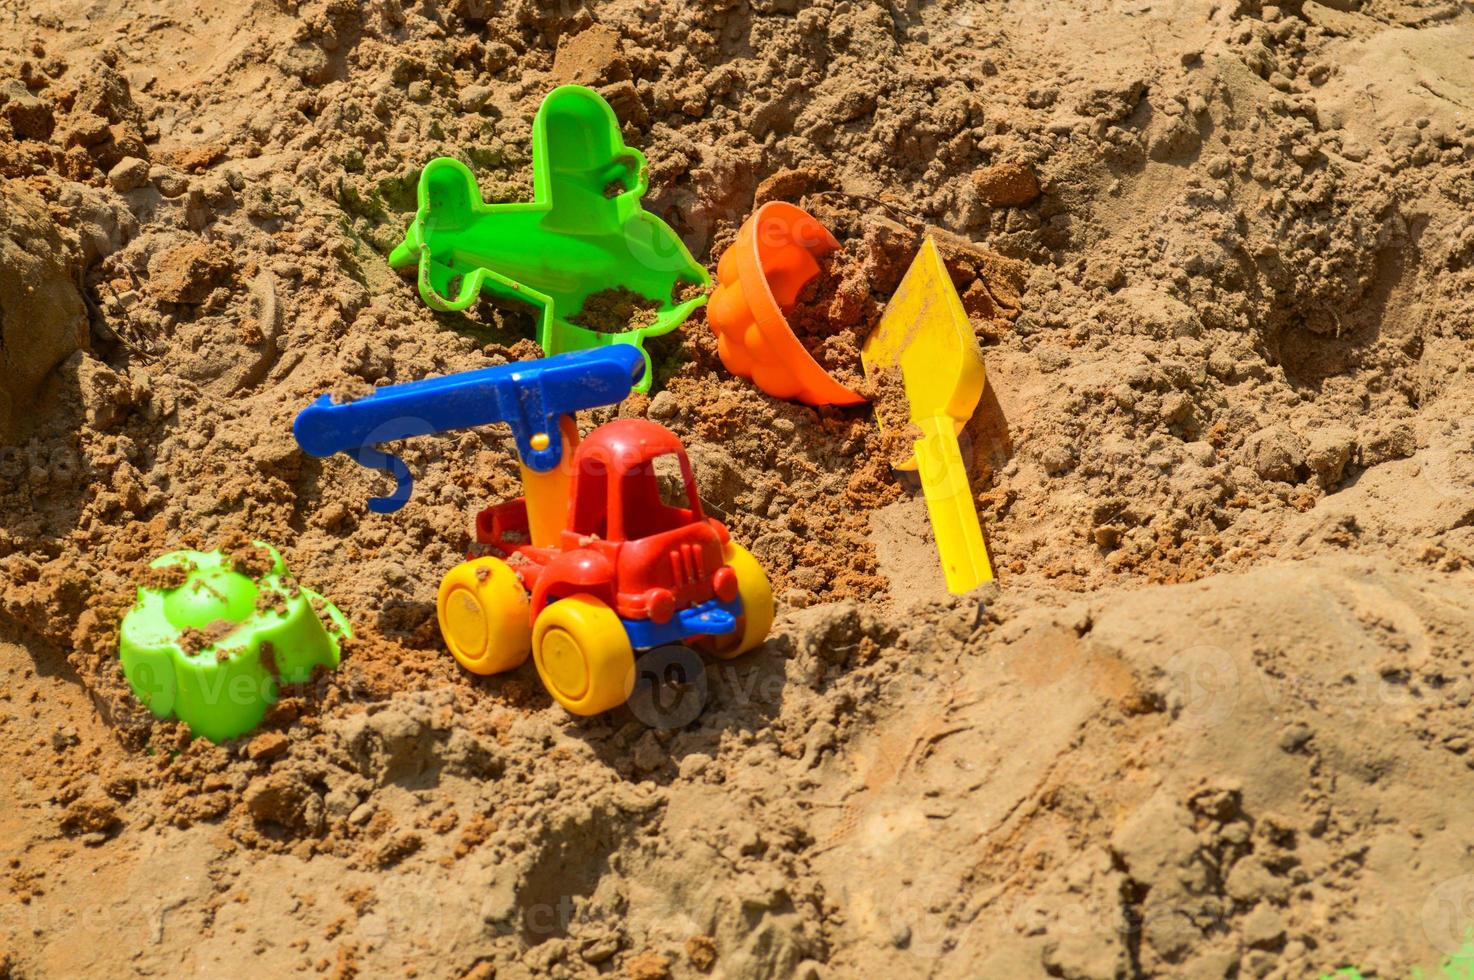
top-left (861, 236), bottom-right (995, 593)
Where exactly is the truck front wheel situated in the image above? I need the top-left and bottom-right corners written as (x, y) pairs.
top-left (701, 543), bottom-right (775, 659)
top-left (533, 594), bottom-right (635, 715)
top-left (438, 557), bottom-right (532, 675)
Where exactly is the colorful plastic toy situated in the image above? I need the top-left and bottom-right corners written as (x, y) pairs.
top-left (293, 346), bottom-right (773, 716)
top-left (706, 202), bottom-right (866, 407)
top-left (452, 416), bottom-right (774, 714)
top-left (388, 85), bottom-right (709, 391)
top-left (861, 236), bottom-right (994, 593)
top-left (117, 543), bottom-right (350, 743)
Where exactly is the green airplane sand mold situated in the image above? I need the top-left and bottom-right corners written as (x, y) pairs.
top-left (388, 84), bottom-right (709, 391)
top-left (118, 542), bottom-right (350, 743)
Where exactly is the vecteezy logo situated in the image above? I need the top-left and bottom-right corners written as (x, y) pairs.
top-left (878, 871), bottom-right (972, 958)
top-left (1160, 644), bottom-right (1241, 729)
top-left (626, 644), bottom-right (708, 730)
top-left (1415, 421), bottom-right (1474, 504)
top-left (639, 185), bottom-right (715, 274)
top-left (1423, 874), bottom-right (1474, 954)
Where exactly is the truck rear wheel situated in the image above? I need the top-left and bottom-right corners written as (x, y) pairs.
top-left (701, 543), bottom-right (774, 659)
top-left (437, 557), bottom-right (532, 675)
top-left (533, 594), bottom-right (635, 715)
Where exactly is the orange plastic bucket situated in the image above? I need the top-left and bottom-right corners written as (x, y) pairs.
top-left (706, 203), bottom-right (866, 406)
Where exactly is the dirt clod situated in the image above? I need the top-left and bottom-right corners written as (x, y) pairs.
top-left (245, 731), bottom-right (289, 761)
top-left (973, 162), bottom-right (1041, 207)
top-left (58, 792), bottom-right (120, 837)
top-left (147, 240), bottom-right (234, 304)
top-left (138, 562), bottom-right (191, 591)
top-left (685, 935), bottom-right (717, 972)
top-left (0, 180), bottom-right (87, 441)
top-left (624, 951), bottom-right (669, 980)
top-left (221, 534), bottom-right (276, 579)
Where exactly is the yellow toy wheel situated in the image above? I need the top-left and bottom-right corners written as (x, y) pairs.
top-left (532, 594), bottom-right (635, 716)
top-left (437, 557), bottom-right (532, 675)
top-left (701, 543), bottom-right (774, 659)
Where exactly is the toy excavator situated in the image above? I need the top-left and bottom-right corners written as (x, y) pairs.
top-left (293, 347), bottom-right (773, 715)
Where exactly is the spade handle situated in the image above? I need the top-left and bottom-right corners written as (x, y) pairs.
top-left (913, 415), bottom-right (994, 593)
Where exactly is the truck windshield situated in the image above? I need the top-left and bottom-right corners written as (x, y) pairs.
top-left (616, 451), bottom-right (701, 540)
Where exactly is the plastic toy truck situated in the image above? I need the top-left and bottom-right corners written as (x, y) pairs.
top-left (293, 346), bottom-right (772, 715)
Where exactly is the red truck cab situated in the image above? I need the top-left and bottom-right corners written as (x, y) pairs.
top-left (477, 419), bottom-right (736, 622)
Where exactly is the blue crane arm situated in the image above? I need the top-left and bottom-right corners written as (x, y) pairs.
top-left (293, 345), bottom-right (646, 513)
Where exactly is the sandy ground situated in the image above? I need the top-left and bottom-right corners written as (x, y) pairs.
top-left (2, 0), bottom-right (1474, 977)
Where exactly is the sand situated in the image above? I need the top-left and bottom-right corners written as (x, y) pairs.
top-left (2, 0), bottom-right (1474, 977)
